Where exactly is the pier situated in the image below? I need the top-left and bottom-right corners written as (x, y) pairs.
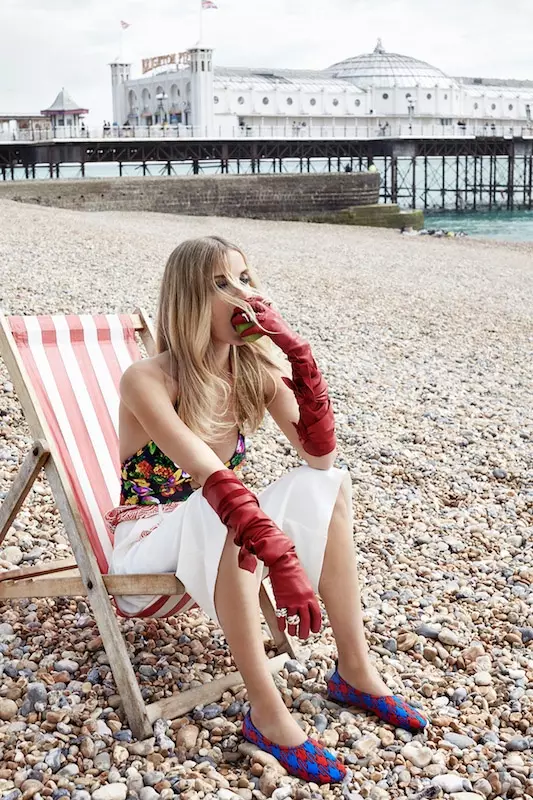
top-left (1, 126), bottom-right (532, 211)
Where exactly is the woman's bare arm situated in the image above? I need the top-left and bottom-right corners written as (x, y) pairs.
top-left (120, 360), bottom-right (227, 486)
top-left (266, 365), bottom-right (337, 470)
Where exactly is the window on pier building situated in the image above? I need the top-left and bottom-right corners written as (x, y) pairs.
top-left (287, 97), bottom-right (293, 105)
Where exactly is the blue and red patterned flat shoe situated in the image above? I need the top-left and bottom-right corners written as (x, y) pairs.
top-left (242, 711), bottom-right (347, 784)
top-left (327, 666), bottom-right (428, 732)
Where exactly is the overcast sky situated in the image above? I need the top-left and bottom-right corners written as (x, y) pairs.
top-left (2, 0), bottom-right (533, 124)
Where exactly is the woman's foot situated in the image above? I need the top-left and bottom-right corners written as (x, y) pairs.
top-left (250, 705), bottom-right (307, 748)
top-left (243, 711), bottom-right (347, 785)
top-left (327, 661), bottom-right (428, 732)
top-left (337, 660), bottom-right (392, 697)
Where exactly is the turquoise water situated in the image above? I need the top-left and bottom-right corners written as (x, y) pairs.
top-left (425, 210), bottom-right (533, 241)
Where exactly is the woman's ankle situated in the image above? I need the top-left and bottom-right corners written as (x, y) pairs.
top-left (249, 703), bottom-right (307, 747)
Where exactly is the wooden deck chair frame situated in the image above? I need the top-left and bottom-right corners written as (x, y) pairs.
top-left (0, 307), bottom-right (297, 740)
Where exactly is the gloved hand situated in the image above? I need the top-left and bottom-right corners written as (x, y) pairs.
top-left (232, 298), bottom-right (336, 457)
top-left (203, 468), bottom-right (322, 640)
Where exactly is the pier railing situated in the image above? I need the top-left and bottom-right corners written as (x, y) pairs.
top-left (3, 122), bottom-right (533, 143)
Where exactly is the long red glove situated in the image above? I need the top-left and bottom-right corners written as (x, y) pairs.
top-left (203, 469), bottom-right (322, 640)
top-left (232, 298), bottom-right (336, 457)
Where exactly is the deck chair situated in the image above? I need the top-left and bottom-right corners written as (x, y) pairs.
top-left (0, 309), bottom-right (296, 740)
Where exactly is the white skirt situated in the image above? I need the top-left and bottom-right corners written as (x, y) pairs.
top-left (109, 465), bottom-right (352, 622)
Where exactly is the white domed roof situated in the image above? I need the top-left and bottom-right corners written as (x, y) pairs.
top-left (325, 39), bottom-right (455, 89)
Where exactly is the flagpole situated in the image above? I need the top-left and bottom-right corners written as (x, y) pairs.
top-left (199, 0), bottom-right (203, 45)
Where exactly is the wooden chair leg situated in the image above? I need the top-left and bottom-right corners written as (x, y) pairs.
top-left (259, 583), bottom-right (298, 659)
top-left (0, 439), bottom-right (49, 545)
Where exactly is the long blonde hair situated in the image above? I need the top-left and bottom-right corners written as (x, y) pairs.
top-left (156, 235), bottom-right (286, 443)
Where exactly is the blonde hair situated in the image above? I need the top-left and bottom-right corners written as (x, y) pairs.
top-left (156, 235), bottom-right (286, 444)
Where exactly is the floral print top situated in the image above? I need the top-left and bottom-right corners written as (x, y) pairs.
top-left (119, 432), bottom-right (246, 506)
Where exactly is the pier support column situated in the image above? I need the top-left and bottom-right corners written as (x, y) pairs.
top-left (391, 142), bottom-right (417, 208)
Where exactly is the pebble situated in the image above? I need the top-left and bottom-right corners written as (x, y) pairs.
top-left (401, 742), bottom-right (433, 768)
top-left (92, 787), bottom-right (128, 800)
top-left (444, 733), bottom-right (476, 750)
top-left (0, 698), bottom-right (18, 720)
top-left (1, 202), bottom-right (533, 799)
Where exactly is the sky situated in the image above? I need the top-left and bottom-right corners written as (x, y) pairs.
top-left (2, 0), bottom-right (533, 124)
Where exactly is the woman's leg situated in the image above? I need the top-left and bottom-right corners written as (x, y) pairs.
top-left (318, 484), bottom-right (391, 696)
top-left (213, 534), bottom-right (307, 747)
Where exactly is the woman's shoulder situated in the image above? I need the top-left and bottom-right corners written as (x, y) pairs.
top-left (121, 352), bottom-right (178, 398)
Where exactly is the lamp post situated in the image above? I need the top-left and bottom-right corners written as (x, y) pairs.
top-left (407, 101), bottom-right (415, 134)
top-left (526, 104), bottom-right (531, 131)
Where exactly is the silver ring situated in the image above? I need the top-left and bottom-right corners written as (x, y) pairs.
top-left (287, 614), bottom-right (300, 626)
top-left (276, 607), bottom-right (288, 618)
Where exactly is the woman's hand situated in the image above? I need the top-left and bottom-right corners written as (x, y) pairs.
top-left (202, 469), bottom-right (322, 640)
top-left (231, 298), bottom-right (302, 355)
top-left (233, 298), bottom-right (336, 458)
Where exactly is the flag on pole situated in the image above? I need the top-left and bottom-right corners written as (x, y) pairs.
top-left (201, 0), bottom-right (217, 8)
top-left (120, 20), bottom-right (131, 29)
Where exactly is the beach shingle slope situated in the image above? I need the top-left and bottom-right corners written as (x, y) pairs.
top-left (0, 199), bottom-right (532, 798)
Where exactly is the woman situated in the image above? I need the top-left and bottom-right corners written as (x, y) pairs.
top-left (107, 236), bottom-right (427, 784)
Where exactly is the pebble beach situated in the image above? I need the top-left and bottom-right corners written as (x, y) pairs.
top-left (0, 198), bottom-right (532, 799)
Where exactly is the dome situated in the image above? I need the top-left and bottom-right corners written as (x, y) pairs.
top-left (325, 39), bottom-right (455, 89)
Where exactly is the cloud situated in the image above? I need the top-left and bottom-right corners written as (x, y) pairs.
top-left (1, 0), bottom-right (533, 123)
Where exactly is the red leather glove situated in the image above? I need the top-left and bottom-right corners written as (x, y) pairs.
top-left (203, 469), bottom-right (322, 640)
top-left (232, 298), bottom-right (336, 457)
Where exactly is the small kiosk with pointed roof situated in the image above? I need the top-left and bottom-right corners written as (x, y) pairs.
top-left (41, 88), bottom-right (88, 134)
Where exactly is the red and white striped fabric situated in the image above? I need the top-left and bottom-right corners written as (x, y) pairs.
top-left (8, 314), bottom-right (196, 618)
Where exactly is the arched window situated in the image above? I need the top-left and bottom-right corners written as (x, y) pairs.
top-left (332, 98), bottom-right (339, 106)
top-left (262, 96), bottom-right (269, 105)
top-left (509, 104), bottom-right (514, 110)
top-left (287, 97), bottom-right (293, 105)
top-left (310, 98), bottom-right (317, 106)
top-left (491, 103), bottom-right (496, 110)
top-left (355, 99), bottom-right (361, 107)
top-left (474, 102), bottom-right (479, 110)
top-left (382, 93), bottom-right (389, 100)
top-left (213, 96), bottom-right (219, 104)
top-left (238, 96), bottom-right (244, 104)
top-left (426, 93), bottom-right (432, 100)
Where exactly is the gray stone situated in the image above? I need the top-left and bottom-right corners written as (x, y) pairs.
top-left (26, 682), bottom-right (48, 710)
top-left (54, 659), bottom-right (79, 674)
top-left (438, 628), bottom-right (459, 646)
top-left (505, 737), bottom-right (529, 751)
top-left (431, 775), bottom-right (467, 793)
top-left (139, 789), bottom-right (159, 800)
top-left (444, 733), bottom-right (476, 750)
top-left (284, 659), bottom-right (307, 674)
top-left (142, 773), bottom-right (165, 787)
top-left (415, 623), bottom-right (441, 639)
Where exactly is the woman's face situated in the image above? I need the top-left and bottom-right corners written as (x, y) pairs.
top-left (210, 249), bottom-right (254, 346)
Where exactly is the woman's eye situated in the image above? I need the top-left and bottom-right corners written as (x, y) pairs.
top-left (240, 275), bottom-right (251, 284)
